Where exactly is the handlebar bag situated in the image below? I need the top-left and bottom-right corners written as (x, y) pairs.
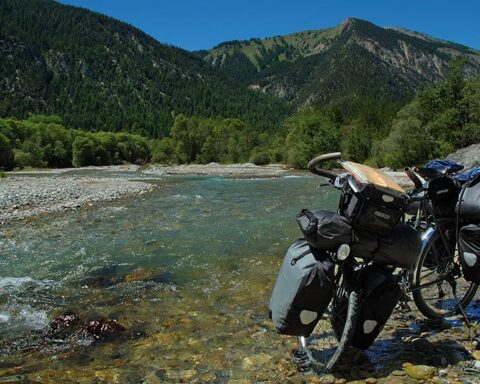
top-left (269, 240), bottom-right (334, 337)
top-left (340, 175), bottom-right (407, 235)
top-left (458, 224), bottom-right (480, 284)
top-left (456, 175), bottom-right (480, 221)
top-left (372, 224), bottom-right (422, 269)
top-left (296, 209), bottom-right (352, 250)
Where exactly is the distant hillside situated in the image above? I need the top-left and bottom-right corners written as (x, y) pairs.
top-left (0, 0), bottom-right (290, 136)
top-left (199, 18), bottom-right (480, 109)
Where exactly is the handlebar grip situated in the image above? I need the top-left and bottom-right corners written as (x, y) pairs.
top-left (307, 152), bottom-right (341, 180)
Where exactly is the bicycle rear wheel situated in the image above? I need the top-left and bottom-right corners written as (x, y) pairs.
top-left (413, 230), bottom-right (478, 319)
top-left (306, 286), bottom-right (359, 372)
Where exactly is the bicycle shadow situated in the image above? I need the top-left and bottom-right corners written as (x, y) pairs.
top-left (314, 300), bottom-right (480, 380)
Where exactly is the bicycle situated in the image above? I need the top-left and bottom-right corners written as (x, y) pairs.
top-left (402, 165), bottom-right (478, 319)
top-left (292, 153), bottom-right (478, 373)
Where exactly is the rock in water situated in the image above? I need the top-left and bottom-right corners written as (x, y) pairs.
top-left (48, 312), bottom-right (82, 338)
top-left (84, 318), bottom-right (126, 341)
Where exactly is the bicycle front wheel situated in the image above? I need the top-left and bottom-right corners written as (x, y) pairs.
top-left (412, 230), bottom-right (478, 319)
top-left (307, 287), bottom-right (359, 372)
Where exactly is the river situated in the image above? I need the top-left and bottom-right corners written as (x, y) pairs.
top-left (0, 173), bottom-right (344, 382)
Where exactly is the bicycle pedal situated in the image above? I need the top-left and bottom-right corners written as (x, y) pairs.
top-left (292, 348), bottom-right (312, 372)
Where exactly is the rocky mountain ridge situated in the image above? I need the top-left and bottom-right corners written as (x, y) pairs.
top-left (199, 18), bottom-right (480, 107)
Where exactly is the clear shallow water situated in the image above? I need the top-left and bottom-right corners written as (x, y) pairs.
top-left (0, 174), bottom-right (341, 381)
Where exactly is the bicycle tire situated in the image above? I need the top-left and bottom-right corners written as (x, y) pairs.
top-left (307, 288), bottom-right (359, 372)
top-left (413, 231), bottom-right (478, 319)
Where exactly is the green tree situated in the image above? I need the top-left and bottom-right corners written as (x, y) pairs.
top-left (284, 108), bottom-right (339, 168)
top-left (0, 133), bottom-right (14, 171)
top-left (72, 136), bottom-right (96, 167)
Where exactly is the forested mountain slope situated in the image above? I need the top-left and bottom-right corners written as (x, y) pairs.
top-left (0, 0), bottom-right (290, 136)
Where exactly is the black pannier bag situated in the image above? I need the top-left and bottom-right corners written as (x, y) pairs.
top-left (340, 175), bottom-right (408, 236)
top-left (372, 224), bottom-right (422, 269)
top-left (350, 230), bottom-right (378, 260)
top-left (296, 209), bottom-right (352, 250)
top-left (458, 224), bottom-right (480, 284)
top-left (351, 266), bottom-right (401, 350)
top-left (428, 176), bottom-right (460, 218)
top-left (456, 176), bottom-right (480, 221)
top-left (269, 240), bottom-right (334, 336)
top-left (332, 266), bottom-right (401, 350)
top-left (350, 225), bottom-right (421, 268)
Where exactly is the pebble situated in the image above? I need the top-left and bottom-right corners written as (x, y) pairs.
top-left (404, 364), bottom-right (435, 380)
top-left (241, 354), bottom-right (272, 370)
top-left (472, 351), bottom-right (480, 360)
top-left (320, 374), bottom-right (335, 384)
top-left (391, 370), bottom-right (406, 376)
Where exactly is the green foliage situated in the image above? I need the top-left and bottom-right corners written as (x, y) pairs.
top-left (0, 117), bottom-right (151, 169)
top-left (27, 114), bottom-right (63, 125)
top-left (152, 137), bottom-right (175, 164)
top-left (249, 150), bottom-right (271, 166)
top-left (374, 66), bottom-right (480, 168)
top-left (72, 136), bottom-right (96, 167)
top-left (284, 108), bottom-right (340, 168)
top-left (0, 170), bottom-right (5, 178)
top-left (166, 115), bottom-right (259, 164)
top-left (0, 133), bottom-right (14, 171)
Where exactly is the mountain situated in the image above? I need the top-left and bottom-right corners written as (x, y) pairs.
top-left (199, 18), bottom-right (480, 109)
top-left (0, 0), bottom-right (290, 137)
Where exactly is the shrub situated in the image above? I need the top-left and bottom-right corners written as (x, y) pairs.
top-left (249, 151), bottom-right (271, 165)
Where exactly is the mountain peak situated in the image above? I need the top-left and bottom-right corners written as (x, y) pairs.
top-left (338, 17), bottom-right (377, 33)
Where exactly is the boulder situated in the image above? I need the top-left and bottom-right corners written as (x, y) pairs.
top-left (447, 143), bottom-right (480, 170)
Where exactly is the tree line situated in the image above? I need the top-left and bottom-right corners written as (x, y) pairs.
top-left (0, 65), bottom-right (479, 171)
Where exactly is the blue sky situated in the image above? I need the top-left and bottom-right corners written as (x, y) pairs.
top-left (57, 0), bottom-right (479, 51)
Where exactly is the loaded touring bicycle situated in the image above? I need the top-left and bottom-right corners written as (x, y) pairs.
top-left (269, 153), bottom-right (480, 372)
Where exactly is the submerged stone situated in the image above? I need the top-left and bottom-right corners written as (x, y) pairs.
top-left (84, 318), bottom-right (126, 342)
top-left (48, 312), bottom-right (82, 338)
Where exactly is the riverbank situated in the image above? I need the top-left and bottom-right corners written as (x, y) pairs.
top-left (9, 163), bottom-right (291, 177)
top-left (0, 164), bottom-right (414, 224)
top-left (0, 176), bottom-right (156, 224)
top-left (141, 163), bottom-right (290, 177)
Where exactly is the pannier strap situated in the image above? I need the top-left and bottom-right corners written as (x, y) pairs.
top-left (291, 247), bottom-right (312, 266)
top-left (297, 209), bottom-right (319, 224)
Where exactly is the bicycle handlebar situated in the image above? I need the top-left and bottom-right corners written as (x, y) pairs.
top-left (307, 152), bottom-right (341, 180)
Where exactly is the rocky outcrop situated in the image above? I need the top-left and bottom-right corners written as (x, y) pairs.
top-left (447, 144), bottom-right (480, 170)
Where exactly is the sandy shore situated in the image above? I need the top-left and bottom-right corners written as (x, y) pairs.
top-left (0, 176), bottom-right (156, 224)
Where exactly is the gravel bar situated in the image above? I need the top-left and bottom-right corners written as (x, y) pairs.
top-left (0, 176), bottom-right (156, 223)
